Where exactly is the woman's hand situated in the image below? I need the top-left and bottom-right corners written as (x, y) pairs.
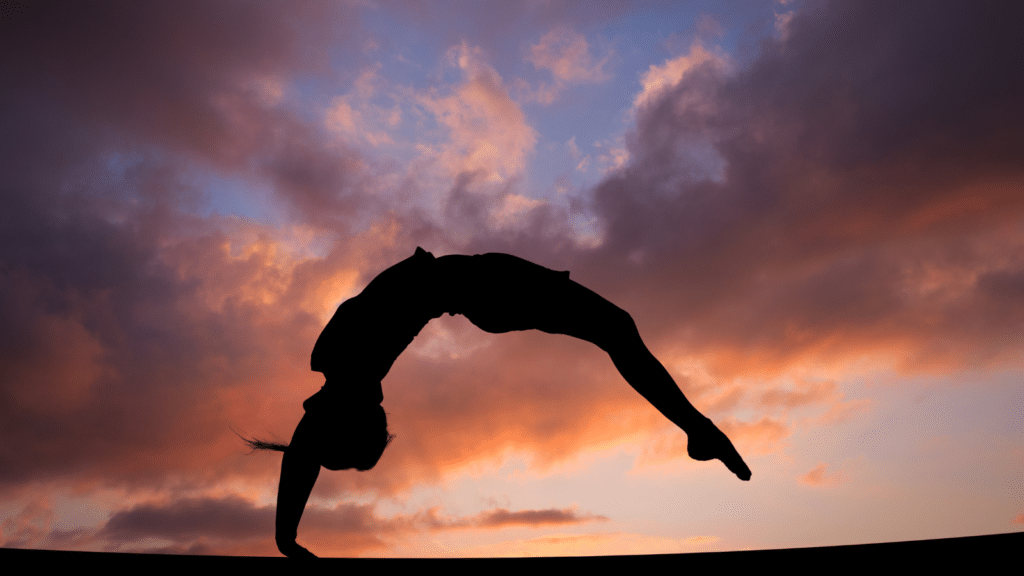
top-left (276, 535), bottom-right (318, 558)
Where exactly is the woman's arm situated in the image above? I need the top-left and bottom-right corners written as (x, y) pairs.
top-left (275, 415), bottom-right (321, 558)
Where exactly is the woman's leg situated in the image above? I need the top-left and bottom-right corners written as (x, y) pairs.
top-left (536, 280), bottom-right (752, 480)
top-left (456, 257), bottom-right (750, 479)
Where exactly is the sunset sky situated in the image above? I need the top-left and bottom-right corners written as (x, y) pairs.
top-left (2, 0), bottom-right (1023, 557)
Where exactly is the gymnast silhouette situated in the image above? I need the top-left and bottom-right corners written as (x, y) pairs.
top-left (246, 247), bottom-right (750, 558)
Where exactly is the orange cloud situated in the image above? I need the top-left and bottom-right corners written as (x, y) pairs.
top-left (798, 462), bottom-right (847, 487)
top-left (0, 495), bottom-right (54, 549)
top-left (758, 379), bottom-right (839, 410)
top-left (358, 325), bottom-right (673, 493)
top-left (530, 28), bottom-right (611, 84)
top-left (325, 65), bottom-right (401, 147)
top-left (633, 41), bottom-right (728, 111)
top-left (416, 42), bottom-right (537, 181)
top-left (526, 28), bottom-right (612, 104)
top-left (723, 416), bottom-right (791, 456)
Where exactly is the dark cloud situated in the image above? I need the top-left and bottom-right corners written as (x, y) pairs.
top-left (85, 495), bottom-right (606, 555)
top-left (0, 164), bottom-right (328, 486)
top-left (474, 507), bottom-right (608, 528)
top-left (99, 496), bottom-right (273, 543)
top-left (1, 1), bottom-right (350, 162)
top-left (0, 1), bottom-right (375, 227)
top-left (89, 497), bottom-right (383, 555)
top-left (441, 170), bottom-right (581, 264)
top-left (584, 0), bottom-right (1024, 374)
top-left (0, 1), bottom-right (367, 487)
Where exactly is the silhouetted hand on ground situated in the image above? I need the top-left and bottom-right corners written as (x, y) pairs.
top-left (277, 536), bottom-right (318, 558)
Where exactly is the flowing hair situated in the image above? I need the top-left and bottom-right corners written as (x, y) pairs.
top-left (233, 410), bottom-right (396, 456)
top-left (241, 436), bottom-right (290, 452)
top-left (233, 426), bottom-right (289, 452)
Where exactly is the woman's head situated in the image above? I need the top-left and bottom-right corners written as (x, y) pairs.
top-left (241, 403), bottom-right (395, 471)
top-left (311, 404), bottom-right (395, 471)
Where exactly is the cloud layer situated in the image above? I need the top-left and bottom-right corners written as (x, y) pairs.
top-left (1, 0), bottom-right (1021, 556)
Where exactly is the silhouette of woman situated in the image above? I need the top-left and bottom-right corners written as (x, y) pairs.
top-left (249, 247), bottom-right (750, 558)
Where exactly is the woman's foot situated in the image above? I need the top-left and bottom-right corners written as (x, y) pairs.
top-left (686, 417), bottom-right (751, 481)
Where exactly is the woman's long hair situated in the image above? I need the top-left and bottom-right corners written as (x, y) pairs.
top-left (235, 406), bottom-right (396, 458)
top-left (239, 435), bottom-right (289, 452)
